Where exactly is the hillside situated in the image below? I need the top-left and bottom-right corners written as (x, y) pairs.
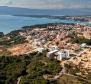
top-left (0, 23), bottom-right (91, 84)
top-left (0, 6), bottom-right (91, 16)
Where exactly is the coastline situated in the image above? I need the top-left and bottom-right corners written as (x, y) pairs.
top-left (0, 14), bottom-right (91, 34)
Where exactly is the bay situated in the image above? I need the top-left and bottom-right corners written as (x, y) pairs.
top-left (0, 15), bottom-right (90, 34)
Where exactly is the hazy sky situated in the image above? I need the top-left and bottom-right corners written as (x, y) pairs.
top-left (0, 0), bottom-right (91, 9)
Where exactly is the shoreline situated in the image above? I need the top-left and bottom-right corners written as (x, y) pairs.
top-left (0, 15), bottom-right (91, 34)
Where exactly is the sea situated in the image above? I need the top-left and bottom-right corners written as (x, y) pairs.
top-left (0, 15), bottom-right (90, 34)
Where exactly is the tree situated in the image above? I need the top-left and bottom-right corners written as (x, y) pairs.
top-left (0, 32), bottom-right (4, 37)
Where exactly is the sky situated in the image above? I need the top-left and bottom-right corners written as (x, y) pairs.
top-left (0, 0), bottom-right (91, 9)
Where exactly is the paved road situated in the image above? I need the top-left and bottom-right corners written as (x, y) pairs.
top-left (44, 65), bottom-right (66, 80)
top-left (17, 77), bottom-right (21, 84)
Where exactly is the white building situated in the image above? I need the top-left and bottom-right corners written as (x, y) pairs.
top-left (56, 50), bottom-right (70, 61)
top-left (47, 50), bottom-right (58, 58)
top-left (56, 51), bottom-right (63, 61)
top-left (63, 50), bottom-right (70, 59)
top-left (47, 48), bottom-right (70, 61)
top-left (47, 45), bottom-right (59, 59)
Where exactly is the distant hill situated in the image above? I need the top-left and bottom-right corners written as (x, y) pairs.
top-left (0, 6), bottom-right (91, 16)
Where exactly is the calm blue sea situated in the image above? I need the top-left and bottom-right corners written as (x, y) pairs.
top-left (0, 15), bottom-right (89, 34)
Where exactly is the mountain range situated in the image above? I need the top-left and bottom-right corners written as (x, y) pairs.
top-left (0, 6), bottom-right (91, 16)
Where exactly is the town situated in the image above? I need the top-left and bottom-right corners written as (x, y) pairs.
top-left (0, 23), bottom-right (91, 83)
top-left (0, 23), bottom-right (91, 62)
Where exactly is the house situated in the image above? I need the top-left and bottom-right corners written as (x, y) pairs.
top-left (33, 39), bottom-right (42, 48)
top-left (0, 45), bottom-right (4, 52)
top-left (83, 31), bottom-right (91, 39)
top-left (49, 45), bottom-right (59, 51)
top-left (36, 47), bottom-right (45, 53)
top-left (81, 43), bottom-right (87, 48)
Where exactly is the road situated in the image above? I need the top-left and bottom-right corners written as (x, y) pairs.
top-left (17, 77), bottom-right (21, 84)
top-left (43, 65), bottom-right (66, 80)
